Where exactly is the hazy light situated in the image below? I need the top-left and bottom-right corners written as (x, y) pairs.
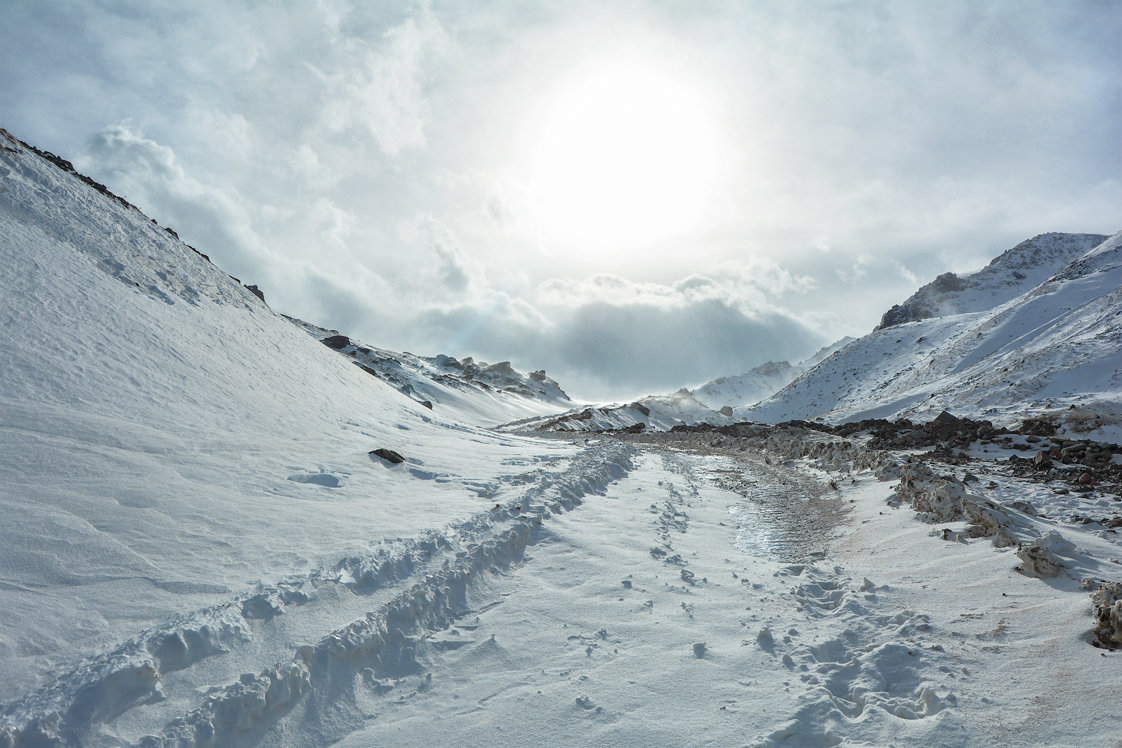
top-left (522, 60), bottom-right (722, 256)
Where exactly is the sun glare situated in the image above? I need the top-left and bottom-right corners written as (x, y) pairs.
top-left (523, 61), bottom-right (722, 256)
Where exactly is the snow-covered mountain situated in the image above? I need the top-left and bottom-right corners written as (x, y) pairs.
top-left (743, 231), bottom-right (1122, 438)
top-left (689, 338), bottom-right (856, 411)
top-left (288, 318), bottom-right (570, 427)
top-left (877, 232), bottom-right (1108, 329)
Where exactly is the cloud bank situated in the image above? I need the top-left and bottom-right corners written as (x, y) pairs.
top-left (2, 0), bottom-right (1119, 399)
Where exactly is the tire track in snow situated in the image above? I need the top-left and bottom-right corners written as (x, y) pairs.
top-left (0, 443), bottom-right (635, 747)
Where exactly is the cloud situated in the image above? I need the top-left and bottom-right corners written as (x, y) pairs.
top-left (399, 212), bottom-right (481, 294)
top-left (405, 273), bottom-right (826, 400)
top-left (314, 3), bottom-right (449, 156)
top-left (5, 0), bottom-right (1119, 401)
top-left (77, 123), bottom-right (275, 283)
top-left (835, 254), bottom-right (875, 285)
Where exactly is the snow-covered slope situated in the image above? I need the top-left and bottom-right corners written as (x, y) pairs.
top-left (0, 129), bottom-right (580, 715)
top-left (743, 231), bottom-right (1122, 437)
top-left (288, 318), bottom-right (570, 427)
top-left (878, 232), bottom-right (1108, 329)
top-left (690, 361), bottom-right (798, 410)
top-left (690, 338), bottom-right (856, 411)
top-left (506, 388), bottom-right (732, 433)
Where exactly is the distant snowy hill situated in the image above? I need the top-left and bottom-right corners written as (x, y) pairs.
top-left (743, 231), bottom-right (1122, 438)
top-left (288, 318), bottom-right (570, 427)
top-left (515, 339), bottom-right (861, 434)
top-left (690, 338), bottom-right (856, 411)
top-left (503, 388), bottom-right (730, 434)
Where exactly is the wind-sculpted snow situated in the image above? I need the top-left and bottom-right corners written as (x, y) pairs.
top-left (0, 443), bottom-right (635, 747)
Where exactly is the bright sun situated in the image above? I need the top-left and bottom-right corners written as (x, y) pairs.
top-left (523, 61), bottom-right (722, 255)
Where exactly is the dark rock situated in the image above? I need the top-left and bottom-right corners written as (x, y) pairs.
top-left (245, 284), bottom-right (266, 303)
top-left (322, 335), bottom-right (352, 349)
top-left (1032, 451), bottom-right (1051, 469)
top-left (370, 448), bottom-right (405, 464)
top-left (1020, 417), bottom-right (1057, 436)
top-left (933, 410), bottom-right (961, 426)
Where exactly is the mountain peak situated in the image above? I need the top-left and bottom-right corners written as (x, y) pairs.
top-left (877, 232), bottom-right (1109, 330)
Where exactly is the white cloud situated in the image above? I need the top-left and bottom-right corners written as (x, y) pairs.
top-left (835, 254), bottom-right (875, 285)
top-left (6, 0), bottom-right (1119, 399)
top-left (314, 3), bottom-right (449, 156)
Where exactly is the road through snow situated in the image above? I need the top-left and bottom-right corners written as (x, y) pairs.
top-left (6, 435), bottom-right (1120, 746)
top-left (329, 444), bottom-right (960, 747)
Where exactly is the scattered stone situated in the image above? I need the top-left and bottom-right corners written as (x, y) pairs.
top-left (693, 642), bottom-right (707, 658)
top-left (370, 448), bottom-right (405, 464)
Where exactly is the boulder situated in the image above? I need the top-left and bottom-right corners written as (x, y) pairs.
top-left (369, 448), bottom-right (405, 464)
top-left (321, 335), bottom-right (352, 349)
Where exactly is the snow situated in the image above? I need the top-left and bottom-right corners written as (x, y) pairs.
top-left (742, 231), bottom-right (1122, 440)
top-left (877, 232), bottom-right (1109, 329)
top-left (3, 128), bottom-right (1122, 746)
top-left (691, 338), bottom-right (857, 411)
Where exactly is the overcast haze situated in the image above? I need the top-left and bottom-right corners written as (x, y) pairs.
top-left (2, 0), bottom-right (1119, 400)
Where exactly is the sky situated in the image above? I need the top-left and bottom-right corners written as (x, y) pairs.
top-left (2, 0), bottom-right (1120, 401)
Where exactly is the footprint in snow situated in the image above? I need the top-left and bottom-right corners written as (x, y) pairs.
top-left (287, 472), bottom-right (342, 488)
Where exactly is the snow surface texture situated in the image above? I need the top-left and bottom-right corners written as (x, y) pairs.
top-left (5, 129), bottom-right (1122, 746)
top-left (0, 131), bottom-right (580, 711)
top-left (742, 231), bottom-right (1122, 439)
